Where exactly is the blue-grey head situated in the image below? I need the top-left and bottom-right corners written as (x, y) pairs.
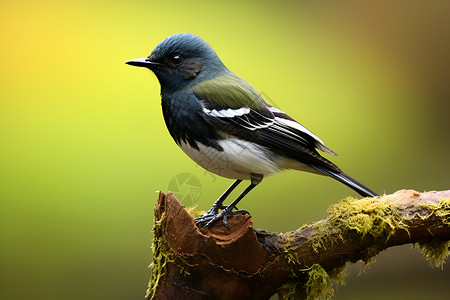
top-left (126, 33), bottom-right (227, 93)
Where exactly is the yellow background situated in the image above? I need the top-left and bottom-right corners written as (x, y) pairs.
top-left (1, 1), bottom-right (449, 299)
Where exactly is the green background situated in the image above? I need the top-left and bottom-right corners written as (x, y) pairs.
top-left (1, 1), bottom-right (449, 299)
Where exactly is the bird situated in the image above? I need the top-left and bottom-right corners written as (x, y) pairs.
top-left (126, 33), bottom-right (378, 229)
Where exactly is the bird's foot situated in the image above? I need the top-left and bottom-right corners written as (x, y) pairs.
top-left (195, 206), bottom-right (250, 229)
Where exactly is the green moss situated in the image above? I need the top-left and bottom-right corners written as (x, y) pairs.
top-left (434, 198), bottom-right (450, 224)
top-left (145, 213), bottom-right (174, 300)
top-left (277, 245), bottom-right (347, 300)
top-left (278, 281), bottom-right (301, 300)
top-left (279, 196), bottom-right (411, 298)
top-left (179, 265), bottom-right (191, 277)
top-left (304, 264), bottom-right (333, 300)
top-left (419, 197), bottom-right (450, 225)
top-left (278, 264), bottom-right (347, 300)
top-left (185, 206), bottom-right (205, 219)
top-left (279, 196), bottom-right (450, 299)
top-left (280, 232), bottom-right (305, 276)
top-left (327, 263), bottom-right (348, 287)
top-left (417, 197), bottom-right (450, 268)
top-left (312, 196), bottom-right (409, 253)
top-left (418, 239), bottom-right (450, 268)
top-left (298, 224), bottom-right (309, 230)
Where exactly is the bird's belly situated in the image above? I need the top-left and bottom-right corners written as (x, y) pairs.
top-left (179, 138), bottom-right (281, 180)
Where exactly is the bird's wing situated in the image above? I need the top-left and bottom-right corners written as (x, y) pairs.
top-left (199, 99), bottom-right (341, 172)
top-left (265, 105), bottom-right (338, 156)
top-left (201, 102), bottom-right (274, 135)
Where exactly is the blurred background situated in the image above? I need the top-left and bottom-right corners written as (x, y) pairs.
top-left (1, 0), bottom-right (449, 299)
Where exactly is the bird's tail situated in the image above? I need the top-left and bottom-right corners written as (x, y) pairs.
top-left (310, 165), bottom-right (378, 198)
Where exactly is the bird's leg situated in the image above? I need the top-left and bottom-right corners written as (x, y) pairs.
top-left (195, 180), bottom-right (242, 223)
top-left (197, 174), bottom-right (263, 229)
top-left (209, 179), bottom-right (242, 213)
top-left (203, 182), bottom-right (257, 229)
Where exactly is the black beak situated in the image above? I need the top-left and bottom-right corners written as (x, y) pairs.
top-left (125, 58), bottom-right (161, 68)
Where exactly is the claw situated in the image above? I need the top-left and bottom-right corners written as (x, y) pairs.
top-left (234, 209), bottom-right (250, 216)
top-left (223, 214), bottom-right (229, 230)
top-left (195, 180), bottom-right (258, 228)
top-left (203, 213), bottom-right (222, 228)
top-left (195, 206), bottom-right (251, 229)
top-left (195, 213), bottom-right (214, 225)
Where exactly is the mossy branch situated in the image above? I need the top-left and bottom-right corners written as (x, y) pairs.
top-left (146, 190), bottom-right (450, 300)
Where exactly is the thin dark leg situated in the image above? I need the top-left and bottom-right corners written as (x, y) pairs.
top-left (195, 180), bottom-right (242, 224)
top-left (223, 183), bottom-right (256, 214)
top-left (209, 179), bottom-right (242, 213)
top-left (204, 182), bottom-right (258, 229)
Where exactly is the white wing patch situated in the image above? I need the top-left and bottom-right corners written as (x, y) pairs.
top-left (268, 106), bottom-right (284, 114)
top-left (203, 107), bottom-right (273, 131)
top-left (275, 117), bottom-right (325, 146)
top-left (203, 107), bottom-right (250, 118)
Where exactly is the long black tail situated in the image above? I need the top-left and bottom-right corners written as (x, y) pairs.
top-left (311, 165), bottom-right (378, 197)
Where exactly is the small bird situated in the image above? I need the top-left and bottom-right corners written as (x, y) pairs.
top-left (126, 33), bottom-right (378, 228)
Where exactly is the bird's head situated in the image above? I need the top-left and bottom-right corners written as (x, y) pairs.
top-left (126, 33), bottom-right (227, 93)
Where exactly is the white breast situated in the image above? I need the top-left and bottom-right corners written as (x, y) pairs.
top-left (179, 138), bottom-right (282, 180)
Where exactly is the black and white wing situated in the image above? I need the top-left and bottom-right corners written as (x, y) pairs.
top-left (200, 101), bottom-right (342, 173)
top-left (200, 100), bottom-right (378, 197)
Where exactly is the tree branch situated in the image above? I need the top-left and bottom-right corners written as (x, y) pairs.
top-left (145, 190), bottom-right (450, 300)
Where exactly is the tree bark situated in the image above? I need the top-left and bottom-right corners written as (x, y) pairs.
top-left (146, 190), bottom-right (450, 300)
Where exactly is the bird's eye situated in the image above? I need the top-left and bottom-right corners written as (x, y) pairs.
top-left (170, 55), bottom-right (183, 66)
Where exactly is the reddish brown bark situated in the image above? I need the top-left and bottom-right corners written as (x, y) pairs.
top-left (148, 190), bottom-right (450, 300)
